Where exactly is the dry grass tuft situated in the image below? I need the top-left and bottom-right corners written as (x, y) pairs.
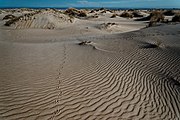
top-left (90, 10), bottom-right (95, 13)
top-left (148, 11), bottom-right (165, 27)
top-left (4, 12), bottom-right (39, 27)
top-left (101, 10), bottom-right (106, 13)
top-left (163, 10), bottom-right (175, 16)
top-left (65, 8), bottom-right (87, 18)
top-left (132, 11), bottom-right (143, 17)
top-left (99, 22), bottom-right (118, 30)
top-left (79, 11), bottom-right (87, 17)
top-left (136, 11), bottom-right (164, 22)
top-left (88, 15), bottom-right (99, 19)
top-left (4, 16), bottom-right (22, 26)
top-left (150, 11), bottom-right (165, 22)
top-left (120, 12), bottom-right (133, 18)
top-left (172, 14), bottom-right (180, 22)
top-left (99, 8), bottom-right (105, 11)
top-left (110, 14), bottom-right (117, 18)
top-left (3, 14), bottom-right (16, 20)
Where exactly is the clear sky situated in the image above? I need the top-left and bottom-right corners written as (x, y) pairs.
top-left (0, 0), bottom-right (180, 8)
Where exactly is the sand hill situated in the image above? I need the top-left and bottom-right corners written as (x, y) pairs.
top-left (3, 10), bottom-right (74, 29)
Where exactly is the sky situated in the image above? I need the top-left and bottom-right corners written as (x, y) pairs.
top-left (0, 0), bottom-right (180, 8)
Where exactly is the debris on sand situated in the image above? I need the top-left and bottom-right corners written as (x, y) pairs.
top-left (78, 41), bottom-right (92, 45)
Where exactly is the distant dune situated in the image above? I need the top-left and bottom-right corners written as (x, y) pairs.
top-left (0, 8), bottom-right (180, 120)
top-left (2, 10), bottom-right (74, 29)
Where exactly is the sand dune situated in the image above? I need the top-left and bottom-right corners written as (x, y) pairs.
top-left (3, 11), bottom-right (74, 29)
top-left (15, 13), bottom-right (73, 29)
top-left (0, 9), bottom-right (180, 120)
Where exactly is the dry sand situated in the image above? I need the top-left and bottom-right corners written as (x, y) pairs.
top-left (0, 8), bottom-right (180, 120)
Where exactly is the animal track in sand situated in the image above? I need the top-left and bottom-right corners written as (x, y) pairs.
top-left (50, 44), bottom-right (67, 120)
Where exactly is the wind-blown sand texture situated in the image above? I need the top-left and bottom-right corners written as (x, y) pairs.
top-left (0, 8), bottom-right (180, 120)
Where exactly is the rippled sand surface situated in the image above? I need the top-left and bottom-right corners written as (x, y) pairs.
top-left (0, 9), bottom-right (180, 120)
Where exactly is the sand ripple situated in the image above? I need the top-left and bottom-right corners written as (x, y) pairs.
top-left (0, 24), bottom-right (180, 119)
